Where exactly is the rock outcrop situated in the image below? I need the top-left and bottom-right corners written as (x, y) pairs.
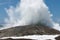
top-left (0, 25), bottom-right (60, 38)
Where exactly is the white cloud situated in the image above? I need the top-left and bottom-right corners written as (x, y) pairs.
top-left (1, 0), bottom-right (60, 31)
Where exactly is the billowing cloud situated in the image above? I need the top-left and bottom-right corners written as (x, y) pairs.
top-left (1, 0), bottom-right (60, 31)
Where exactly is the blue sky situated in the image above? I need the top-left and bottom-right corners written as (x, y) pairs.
top-left (0, 0), bottom-right (60, 25)
top-left (0, 0), bottom-right (20, 24)
top-left (45, 0), bottom-right (60, 23)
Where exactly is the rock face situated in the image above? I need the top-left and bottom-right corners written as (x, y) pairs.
top-left (0, 25), bottom-right (60, 37)
top-left (0, 38), bottom-right (33, 40)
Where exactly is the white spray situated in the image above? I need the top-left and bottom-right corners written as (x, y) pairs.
top-left (1, 0), bottom-right (56, 30)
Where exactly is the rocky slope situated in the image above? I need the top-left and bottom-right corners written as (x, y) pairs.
top-left (0, 25), bottom-right (60, 38)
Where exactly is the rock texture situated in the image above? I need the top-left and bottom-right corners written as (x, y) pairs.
top-left (0, 25), bottom-right (60, 38)
top-left (0, 38), bottom-right (33, 40)
top-left (55, 36), bottom-right (60, 40)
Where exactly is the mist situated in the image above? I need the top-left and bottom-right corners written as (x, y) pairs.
top-left (1, 0), bottom-right (60, 31)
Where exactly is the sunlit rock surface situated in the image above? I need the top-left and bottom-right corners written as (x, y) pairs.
top-left (0, 25), bottom-right (60, 38)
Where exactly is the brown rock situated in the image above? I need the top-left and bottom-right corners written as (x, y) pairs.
top-left (55, 36), bottom-right (60, 40)
top-left (0, 25), bottom-right (60, 37)
top-left (0, 38), bottom-right (34, 40)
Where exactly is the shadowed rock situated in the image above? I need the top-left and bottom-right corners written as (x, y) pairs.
top-left (0, 38), bottom-right (33, 40)
top-left (46, 39), bottom-right (51, 40)
top-left (55, 36), bottom-right (60, 40)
